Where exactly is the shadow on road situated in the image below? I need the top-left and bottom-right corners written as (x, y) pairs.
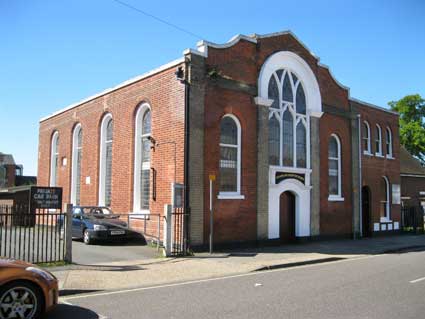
top-left (44, 304), bottom-right (99, 319)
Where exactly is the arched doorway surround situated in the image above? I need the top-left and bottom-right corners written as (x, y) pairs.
top-left (268, 178), bottom-right (311, 239)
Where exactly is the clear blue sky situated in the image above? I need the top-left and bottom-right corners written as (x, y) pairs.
top-left (1, 0), bottom-right (424, 175)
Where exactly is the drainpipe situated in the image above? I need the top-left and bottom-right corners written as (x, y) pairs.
top-left (358, 114), bottom-right (363, 238)
top-left (183, 57), bottom-right (191, 249)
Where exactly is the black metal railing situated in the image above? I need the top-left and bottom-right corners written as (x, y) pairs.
top-left (401, 206), bottom-right (424, 234)
top-left (171, 207), bottom-right (189, 256)
top-left (0, 204), bottom-right (67, 263)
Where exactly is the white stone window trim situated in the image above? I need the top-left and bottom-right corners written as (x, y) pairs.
top-left (385, 127), bottom-right (394, 159)
top-left (381, 176), bottom-right (391, 221)
top-left (49, 131), bottom-right (59, 187)
top-left (218, 114), bottom-right (244, 200)
top-left (98, 113), bottom-right (113, 207)
top-left (363, 121), bottom-right (372, 155)
top-left (328, 134), bottom-right (344, 201)
top-left (133, 103), bottom-right (152, 213)
top-left (70, 123), bottom-right (82, 205)
top-left (375, 124), bottom-right (383, 156)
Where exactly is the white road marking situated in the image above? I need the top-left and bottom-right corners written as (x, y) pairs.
top-left (410, 276), bottom-right (425, 284)
top-left (61, 254), bottom-right (382, 301)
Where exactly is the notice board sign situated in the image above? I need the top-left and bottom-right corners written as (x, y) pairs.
top-left (392, 184), bottom-right (401, 205)
top-left (30, 187), bottom-right (63, 209)
top-left (275, 172), bottom-right (305, 185)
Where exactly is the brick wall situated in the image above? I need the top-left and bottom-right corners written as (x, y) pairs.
top-left (38, 64), bottom-right (186, 238)
top-left (355, 101), bottom-right (401, 230)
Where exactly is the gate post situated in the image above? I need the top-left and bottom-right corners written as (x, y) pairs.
top-left (64, 204), bottom-right (73, 263)
top-left (163, 204), bottom-right (172, 256)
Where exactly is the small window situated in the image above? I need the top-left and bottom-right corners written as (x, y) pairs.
top-left (219, 115), bottom-right (242, 197)
top-left (363, 121), bottom-right (371, 154)
top-left (375, 124), bottom-right (382, 156)
top-left (328, 134), bottom-right (342, 200)
top-left (386, 127), bottom-right (393, 158)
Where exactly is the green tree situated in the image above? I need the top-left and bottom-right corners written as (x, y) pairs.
top-left (389, 94), bottom-right (425, 163)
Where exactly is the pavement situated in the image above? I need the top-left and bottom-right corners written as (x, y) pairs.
top-left (46, 245), bottom-right (425, 319)
top-left (48, 234), bottom-right (425, 293)
top-left (71, 239), bottom-right (159, 265)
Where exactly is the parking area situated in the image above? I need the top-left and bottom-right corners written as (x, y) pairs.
top-left (72, 239), bottom-right (161, 265)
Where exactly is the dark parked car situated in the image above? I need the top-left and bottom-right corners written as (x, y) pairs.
top-left (61, 206), bottom-right (141, 245)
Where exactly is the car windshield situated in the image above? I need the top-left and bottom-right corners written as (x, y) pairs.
top-left (75, 207), bottom-right (114, 216)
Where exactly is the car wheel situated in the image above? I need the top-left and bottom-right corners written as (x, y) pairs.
top-left (83, 229), bottom-right (92, 245)
top-left (0, 281), bottom-right (44, 319)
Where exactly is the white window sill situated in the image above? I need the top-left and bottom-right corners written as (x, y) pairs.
top-left (363, 151), bottom-right (373, 156)
top-left (386, 155), bottom-right (395, 160)
top-left (130, 210), bottom-right (150, 219)
top-left (328, 196), bottom-right (345, 202)
top-left (217, 193), bottom-right (245, 200)
top-left (375, 153), bottom-right (384, 158)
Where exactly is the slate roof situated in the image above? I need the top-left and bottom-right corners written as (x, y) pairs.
top-left (0, 152), bottom-right (16, 165)
top-left (400, 147), bottom-right (425, 176)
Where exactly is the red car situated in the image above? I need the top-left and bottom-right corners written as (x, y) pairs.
top-left (0, 258), bottom-right (58, 318)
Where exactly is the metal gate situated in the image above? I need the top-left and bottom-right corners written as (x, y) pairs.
top-left (0, 204), bottom-right (67, 263)
top-left (171, 207), bottom-right (189, 256)
top-left (401, 206), bottom-right (424, 234)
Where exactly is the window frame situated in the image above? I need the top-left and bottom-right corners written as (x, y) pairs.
top-left (328, 134), bottom-right (344, 201)
top-left (381, 176), bottom-right (391, 221)
top-left (218, 114), bottom-right (244, 200)
top-left (386, 127), bottom-right (394, 159)
top-left (375, 124), bottom-right (383, 157)
top-left (363, 121), bottom-right (372, 155)
top-left (49, 131), bottom-right (59, 187)
top-left (70, 124), bottom-right (82, 205)
top-left (133, 103), bottom-right (152, 213)
top-left (98, 113), bottom-right (113, 207)
top-left (267, 69), bottom-right (310, 171)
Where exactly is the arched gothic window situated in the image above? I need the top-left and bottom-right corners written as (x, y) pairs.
top-left (363, 121), bottom-right (371, 154)
top-left (328, 134), bottom-right (342, 200)
top-left (71, 124), bottom-right (82, 205)
top-left (99, 114), bottom-right (113, 207)
top-left (50, 131), bottom-right (59, 187)
top-left (219, 115), bottom-right (242, 197)
top-left (267, 69), bottom-right (308, 168)
top-left (133, 104), bottom-right (151, 212)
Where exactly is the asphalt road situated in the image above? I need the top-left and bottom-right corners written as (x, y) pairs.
top-left (46, 249), bottom-right (425, 319)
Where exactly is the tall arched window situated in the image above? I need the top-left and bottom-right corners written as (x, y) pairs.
top-left (363, 121), bottom-right (371, 154)
top-left (219, 114), bottom-right (242, 198)
top-left (375, 124), bottom-right (382, 156)
top-left (328, 134), bottom-right (342, 200)
top-left (381, 176), bottom-right (390, 220)
top-left (50, 131), bottom-right (59, 187)
top-left (71, 124), bottom-right (82, 205)
top-left (133, 104), bottom-right (151, 212)
top-left (386, 127), bottom-right (393, 158)
top-left (99, 114), bottom-right (113, 207)
top-left (267, 69), bottom-right (308, 168)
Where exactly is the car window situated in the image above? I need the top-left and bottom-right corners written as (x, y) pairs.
top-left (73, 208), bottom-right (82, 216)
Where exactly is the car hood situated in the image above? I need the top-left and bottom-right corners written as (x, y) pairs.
top-left (84, 216), bottom-right (127, 227)
top-left (0, 258), bottom-right (35, 269)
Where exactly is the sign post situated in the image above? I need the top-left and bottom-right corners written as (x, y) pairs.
top-left (209, 174), bottom-right (215, 254)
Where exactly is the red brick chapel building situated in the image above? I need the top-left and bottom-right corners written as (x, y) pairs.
top-left (38, 31), bottom-right (402, 247)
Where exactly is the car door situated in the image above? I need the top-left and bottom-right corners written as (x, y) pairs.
top-left (72, 209), bottom-right (83, 238)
